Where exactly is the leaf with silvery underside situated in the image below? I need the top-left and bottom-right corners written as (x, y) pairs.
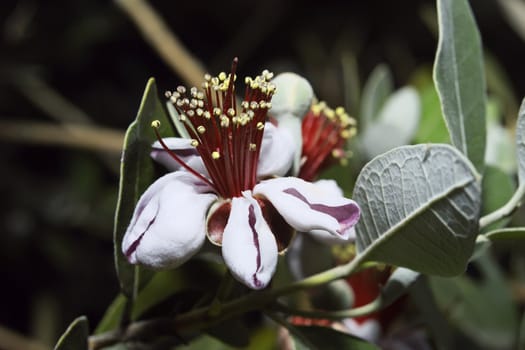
top-left (114, 78), bottom-right (173, 299)
top-left (359, 64), bottom-right (393, 131)
top-left (380, 267), bottom-right (420, 307)
top-left (516, 98), bottom-right (525, 185)
top-left (54, 316), bottom-right (89, 350)
top-left (353, 144), bottom-right (481, 276)
top-left (434, 0), bottom-right (486, 173)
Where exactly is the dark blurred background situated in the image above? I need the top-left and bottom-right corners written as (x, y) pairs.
top-left (1, 0), bottom-right (524, 348)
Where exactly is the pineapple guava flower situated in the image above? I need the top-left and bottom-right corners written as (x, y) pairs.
top-left (122, 60), bottom-right (360, 289)
top-left (270, 73), bottom-right (358, 244)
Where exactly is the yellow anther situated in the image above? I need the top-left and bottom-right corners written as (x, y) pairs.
top-left (218, 72), bottom-right (227, 81)
top-left (176, 86), bottom-right (186, 94)
top-left (179, 114), bottom-right (187, 122)
top-left (227, 108), bottom-right (236, 116)
top-left (197, 126), bottom-right (206, 134)
top-left (256, 122), bottom-right (264, 130)
top-left (203, 111), bottom-right (211, 119)
top-left (341, 129), bottom-right (351, 139)
top-left (249, 143), bottom-right (257, 151)
top-left (165, 91), bottom-right (172, 98)
top-left (335, 106), bottom-right (345, 115)
top-left (213, 107), bottom-right (221, 115)
top-left (311, 104), bottom-right (322, 115)
top-left (212, 151), bottom-right (220, 159)
top-left (204, 73), bottom-right (212, 81)
top-left (191, 139), bottom-right (199, 147)
top-left (151, 120), bottom-right (161, 128)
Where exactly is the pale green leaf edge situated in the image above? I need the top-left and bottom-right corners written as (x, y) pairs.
top-left (54, 316), bottom-right (89, 350)
top-left (433, 0), bottom-right (487, 173)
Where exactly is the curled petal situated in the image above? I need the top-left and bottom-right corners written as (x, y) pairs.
top-left (221, 192), bottom-right (278, 289)
top-left (122, 172), bottom-right (216, 269)
top-left (307, 180), bottom-right (356, 244)
top-left (254, 177), bottom-right (360, 239)
top-left (151, 137), bottom-right (207, 174)
top-left (257, 123), bottom-right (295, 178)
top-left (342, 318), bottom-right (381, 343)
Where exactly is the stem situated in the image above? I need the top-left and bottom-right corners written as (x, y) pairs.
top-left (0, 120), bottom-right (124, 153)
top-left (114, 0), bottom-right (205, 88)
top-left (270, 297), bottom-right (383, 320)
top-left (479, 183), bottom-right (525, 229)
top-left (88, 251), bottom-right (371, 348)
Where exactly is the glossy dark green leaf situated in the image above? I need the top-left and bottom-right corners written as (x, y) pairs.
top-left (54, 316), bottom-right (89, 350)
top-left (413, 81), bottom-right (450, 144)
top-left (481, 165), bottom-right (516, 232)
top-left (94, 294), bottom-right (126, 334)
top-left (114, 78), bottom-right (172, 298)
top-left (353, 144), bottom-right (481, 276)
top-left (292, 326), bottom-right (379, 350)
top-left (429, 253), bottom-right (519, 349)
top-left (434, 0), bottom-right (486, 172)
top-left (131, 257), bottom-right (224, 320)
top-left (485, 227), bottom-right (525, 241)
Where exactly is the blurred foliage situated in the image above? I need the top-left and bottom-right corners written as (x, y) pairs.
top-left (2, 0), bottom-right (525, 349)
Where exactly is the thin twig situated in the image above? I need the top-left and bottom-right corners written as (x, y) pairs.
top-left (0, 325), bottom-right (50, 350)
top-left (115, 0), bottom-right (206, 87)
top-left (12, 74), bottom-right (93, 125)
top-left (270, 297), bottom-right (382, 321)
top-left (0, 120), bottom-right (124, 153)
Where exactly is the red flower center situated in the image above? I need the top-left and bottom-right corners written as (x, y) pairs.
top-left (165, 58), bottom-right (275, 198)
top-left (298, 102), bottom-right (356, 181)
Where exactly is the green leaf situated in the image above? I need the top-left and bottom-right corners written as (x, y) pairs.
top-left (481, 165), bottom-right (516, 231)
top-left (54, 316), bottom-right (89, 350)
top-left (361, 87), bottom-right (420, 158)
top-left (429, 253), bottom-right (519, 349)
top-left (485, 98), bottom-right (517, 173)
top-left (434, 0), bottom-right (486, 173)
top-left (353, 144), bottom-right (481, 276)
top-left (485, 227), bottom-right (525, 241)
top-left (114, 78), bottom-right (172, 299)
top-left (413, 81), bottom-right (450, 144)
top-left (291, 326), bottom-right (379, 350)
top-left (516, 98), bottom-right (525, 185)
top-left (94, 294), bottom-right (126, 334)
top-left (359, 64), bottom-right (393, 130)
top-left (131, 257), bottom-right (224, 320)
top-left (381, 267), bottom-right (420, 307)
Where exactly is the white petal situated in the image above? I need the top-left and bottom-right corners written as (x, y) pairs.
top-left (270, 72), bottom-right (314, 119)
top-left (269, 72), bottom-right (314, 175)
top-left (122, 171), bottom-right (217, 269)
top-left (254, 177), bottom-right (360, 239)
top-left (307, 180), bottom-right (356, 244)
top-left (221, 192), bottom-right (278, 289)
top-left (342, 318), bottom-right (381, 343)
top-left (257, 123), bottom-right (295, 178)
top-left (150, 137), bottom-right (207, 175)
